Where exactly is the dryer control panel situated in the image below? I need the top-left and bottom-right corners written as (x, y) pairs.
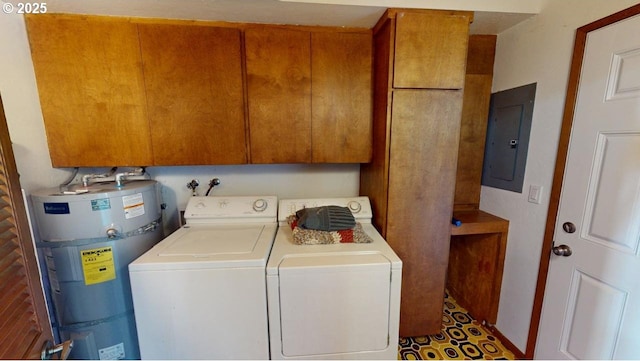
top-left (184, 196), bottom-right (277, 224)
top-left (278, 197), bottom-right (373, 222)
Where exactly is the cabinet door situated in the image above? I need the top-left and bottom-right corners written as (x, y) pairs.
top-left (245, 27), bottom-right (311, 163)
top-left (139, 24), bottom-right (247, 165)
top-left (393, 12), bottom-right (470, 89)
top-left (387, 89), bottom-right (463, 336)
top-left (311, 32), bottom-right (372, 163)
top-left (26, 15), bottom-right (152, 167)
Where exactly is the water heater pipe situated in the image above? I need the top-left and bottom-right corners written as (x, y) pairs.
top-left (115, 167), bottom-right (146, 188)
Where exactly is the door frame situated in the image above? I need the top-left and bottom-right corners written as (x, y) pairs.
top-left (526, 3), bottom-right (640, 359)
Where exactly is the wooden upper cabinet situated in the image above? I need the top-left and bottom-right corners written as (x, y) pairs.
top-left (26, 15), bottom-right (153, 167)
top-left (311, 32), bottom-right (372, 163)
top-left (393, 11), bottom-right (471, 89)
top-left (139, 24), bottom-right (247, 165)
top-left (27, 15), bottom-right (371, 166)
top-left (245, 27), bottom-right (312, 163)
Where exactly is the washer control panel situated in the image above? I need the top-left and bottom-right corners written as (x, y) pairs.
top-left (184, 196), bottom-right (277, 223)
top-left (278, 196), bottom-right (373, 221)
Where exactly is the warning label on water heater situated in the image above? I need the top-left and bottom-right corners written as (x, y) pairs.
top-left (122, 193), bottom-right (145, 219)
top-left (99, 342), bottom-right (125, 360)
top-left (81, 247), bottom-right (116, 285)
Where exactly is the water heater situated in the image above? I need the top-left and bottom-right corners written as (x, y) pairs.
top-left (31, 180), bottom-right (163, 360)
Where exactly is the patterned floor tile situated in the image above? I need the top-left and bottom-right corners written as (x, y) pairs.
top-left (398, 292), bottom-right (515, 360)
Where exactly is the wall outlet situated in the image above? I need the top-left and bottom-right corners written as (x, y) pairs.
top-left (528, 185), bottom-right (543, 204)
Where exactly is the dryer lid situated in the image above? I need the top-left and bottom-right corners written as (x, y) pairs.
top-left (276, 253), bottom-right (391, 274)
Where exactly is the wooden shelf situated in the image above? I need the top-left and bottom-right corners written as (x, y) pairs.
top-left (451, 210), bottom-right (509, 235)
top-left (448, 210), bottom-right (509, 325)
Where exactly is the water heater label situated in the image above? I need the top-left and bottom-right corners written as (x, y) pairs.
top-left (81, 247), bottom-right (116, 285)
top-left (122, 193), bottom-right (145, 219)
top-left (91, 198), bottom-right (111, 211)
top-left (43, 202), bottom-right (70, 214)
top-left (98, 342), bottom-right (125, 360)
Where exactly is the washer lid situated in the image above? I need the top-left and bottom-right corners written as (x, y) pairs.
top-left (159, 225), bottom-right (263, 257)
top-left (129, 223), bottom-right (277, 271)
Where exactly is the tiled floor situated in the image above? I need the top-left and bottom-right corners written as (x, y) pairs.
top-left (398, 292), bottom-right (515, 360)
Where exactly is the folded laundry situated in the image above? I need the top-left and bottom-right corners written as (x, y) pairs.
top-left (287, 215), bottom-right (372, 245)
top-left (295, 205), bottom-right (356, 231)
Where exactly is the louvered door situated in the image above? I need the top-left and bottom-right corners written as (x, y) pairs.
top-left (0, 95), bottom-right (53, 359)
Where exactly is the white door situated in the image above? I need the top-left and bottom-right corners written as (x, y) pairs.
top-left (535, 13), bottom-right (640, 359)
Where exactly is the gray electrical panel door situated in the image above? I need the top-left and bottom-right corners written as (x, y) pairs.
top-left (481, 83), bottom-right (536, 193)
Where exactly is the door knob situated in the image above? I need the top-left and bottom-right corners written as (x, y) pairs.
top-left (552, 244), bottom-right (572, 257)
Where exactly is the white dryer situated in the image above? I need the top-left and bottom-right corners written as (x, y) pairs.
top-left (128, 196), bottom-right (277, 360)
top-left (267, 197), bottom-right (402, 360)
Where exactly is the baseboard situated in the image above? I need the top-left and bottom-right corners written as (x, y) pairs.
top-left (487, 325), bottom-right (527, 359)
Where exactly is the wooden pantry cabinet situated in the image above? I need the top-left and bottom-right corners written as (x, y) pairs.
top-left (26, 15), bottom-right (153, 167)
top-left (27, 15), bottom-right (372, 167)
top-left (360, 9), bottom-right (472, 337)
top-left (246, 27), bottom-right (372, 164)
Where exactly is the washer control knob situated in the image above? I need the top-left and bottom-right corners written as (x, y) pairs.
top-left (253, 199), bottom-right (268, 212)
top-left (347, 201), bottom-right (361, 213)
top-left (196, 202), bottom-right (206, 209)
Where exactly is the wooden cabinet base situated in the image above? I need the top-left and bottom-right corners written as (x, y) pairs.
top-left (448, 210), bottom-right (508, 324)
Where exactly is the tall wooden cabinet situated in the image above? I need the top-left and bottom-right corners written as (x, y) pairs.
top-left (360, 9), bottom-right (472, 337)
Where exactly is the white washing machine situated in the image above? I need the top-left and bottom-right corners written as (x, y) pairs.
top-left (128, 195), bottom-right (277, 360)
top-left (267, 197), bottom-right (402, 360)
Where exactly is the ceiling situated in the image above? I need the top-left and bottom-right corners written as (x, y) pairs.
top-left (8, 0), bottom-right (537, 34)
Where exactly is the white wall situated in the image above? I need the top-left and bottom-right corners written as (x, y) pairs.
top-left (483, 0), bottom-right (639, 353)
top-left (0, 8), bottom-right (70, 191)
top-left (0, 10), bottom-right (360, 237)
